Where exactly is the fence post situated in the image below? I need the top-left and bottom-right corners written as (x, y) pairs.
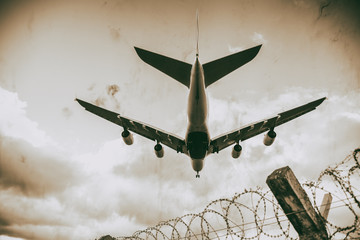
top-left (320, 193), bottom-right (332, 220)
top-left (266, 166), bottom-right (328, 240)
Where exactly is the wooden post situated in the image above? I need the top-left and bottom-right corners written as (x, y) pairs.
top-left (266, 166), bottom-right (328, 240)
top-left (320, 193), bottom-right (332, 220)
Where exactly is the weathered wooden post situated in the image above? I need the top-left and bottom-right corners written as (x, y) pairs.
top-left (266, 166), bottom-right (328, 240)
top-left (320, 193), bottom-right (332, 220)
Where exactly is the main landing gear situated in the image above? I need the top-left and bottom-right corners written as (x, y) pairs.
top-left (196, 171), bottom-right (200, 178)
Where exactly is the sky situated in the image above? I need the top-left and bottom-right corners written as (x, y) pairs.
top-left (0, 0), bottom-right (359, 239)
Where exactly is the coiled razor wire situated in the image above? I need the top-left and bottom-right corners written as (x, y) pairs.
top-left (116, 148), bottom-right (360, 240)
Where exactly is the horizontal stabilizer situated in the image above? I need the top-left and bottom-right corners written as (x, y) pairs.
top-left (203, 45), bottom-right (262, 87)
top-left (134, 47), bottom-right (192, 88)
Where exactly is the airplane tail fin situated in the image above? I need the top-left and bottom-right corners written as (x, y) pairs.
top-left (196, 9), bottom-right (199, 57)
top-left (134, 47), bottom-right (192, 88)
top-left (203, 44), bottom-right (262, 88)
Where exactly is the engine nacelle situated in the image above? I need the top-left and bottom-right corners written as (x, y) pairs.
top-left (154, 143), bottom-right (164, 158)
top-left (263, 130), bottom-right (276, 146)
top-left (231, 144), bottom-right (242, 159)
top-left (121, 130), bottom-right (134, 145)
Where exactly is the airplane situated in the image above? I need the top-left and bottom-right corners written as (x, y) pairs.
top-left (76, 14), bottom-right (325, 178)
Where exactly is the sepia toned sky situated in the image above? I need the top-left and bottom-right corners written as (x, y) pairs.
top-left (0, 0), bottom-right (359, 239)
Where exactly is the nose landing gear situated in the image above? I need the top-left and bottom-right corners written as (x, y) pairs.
top-left (196, 171), bottom-right (200, 178)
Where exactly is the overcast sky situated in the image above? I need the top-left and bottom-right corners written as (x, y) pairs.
top-left (0, 0), bottom-right (359, 239)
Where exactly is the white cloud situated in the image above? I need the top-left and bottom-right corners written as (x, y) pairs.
top-left (208, 88), bottom-right (359, 185)
top-left (0, 87), bottom-right (81, 239)
top-left (252, 32), bottom-right (268, 45)
top-left (227, 44), bottom-right (244, 53)
top-left (0, 237), bottom-right (25, 240)
top-left (0, 88), bottom-right (53, 147)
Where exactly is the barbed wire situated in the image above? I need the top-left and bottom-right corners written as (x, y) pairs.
top-left (113, 148), bottom-right (360, 240)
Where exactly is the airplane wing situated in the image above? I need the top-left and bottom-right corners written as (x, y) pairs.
top-left (209, 97), bottom-right (326, 153)
top-left (76, 99), bottom-right (187, 154)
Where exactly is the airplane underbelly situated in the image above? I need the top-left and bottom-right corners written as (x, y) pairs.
top-left (188, 100), bottom-right (207, 125)
top-left (191, 158), bottom-right (204, 172)
top-left (186, 131), bottom-right (209, 160)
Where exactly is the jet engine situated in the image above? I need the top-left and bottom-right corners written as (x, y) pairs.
top-left (231, 144), bottom-right (242, 158)
top-left (263, 130), bottom-right (276, 146)
top-left (121, 130), bottom-right (134, 145)
top-left (154, 143), bottom-right (164, 158)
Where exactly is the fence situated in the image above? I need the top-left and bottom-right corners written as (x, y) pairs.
top-left (113, 148), bottom-right (360, 240)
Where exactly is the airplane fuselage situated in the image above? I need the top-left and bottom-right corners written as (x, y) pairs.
top-left (185, 57), bottom-right (210, 173)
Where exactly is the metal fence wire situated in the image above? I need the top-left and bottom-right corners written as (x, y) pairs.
top-left (115, 148), bottom-right (360, 240)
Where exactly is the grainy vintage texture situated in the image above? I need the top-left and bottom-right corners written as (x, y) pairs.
top-left (0, 0), bottom-right (359, 239)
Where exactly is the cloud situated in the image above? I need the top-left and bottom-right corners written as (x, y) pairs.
top-left (0, 137), bottom-right (141, 240)
top-left (0, 88), bottom-right (52, 147)
top-left (112, 146), bottom-right (189, 180)
top-left (4, 84), bottom-right (350, 240)
top-left (0, 191), bottom-right (74, 239)
top-left (74, 138), bottom-right (192, 218)
top-left (207, 88), bottom-right (359, 187)
top-left (0, 134), bottom-right (78, 196)
top-left (227, 44), bottom-right (244, 53)
top-left (0, 88), bottom-right (82, 239)
top-left (252, 32), bottom-right (267, 45)
top-left (69, 135), bottom-right (228, 229)
top-left (0, 236), bottom-right (25, 240)
top-left (84, 82), bottom-right (359, 235)
top-left (227, 32), bottom-right (266, 53)
top-left (0, 87), bottom-right (79, 196)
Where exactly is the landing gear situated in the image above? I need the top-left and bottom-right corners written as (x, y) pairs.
top-left (196, 171), bottom-right (200, 178)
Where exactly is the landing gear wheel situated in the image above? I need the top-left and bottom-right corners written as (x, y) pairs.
top-left (196, 172), bottom-right (200, 178)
